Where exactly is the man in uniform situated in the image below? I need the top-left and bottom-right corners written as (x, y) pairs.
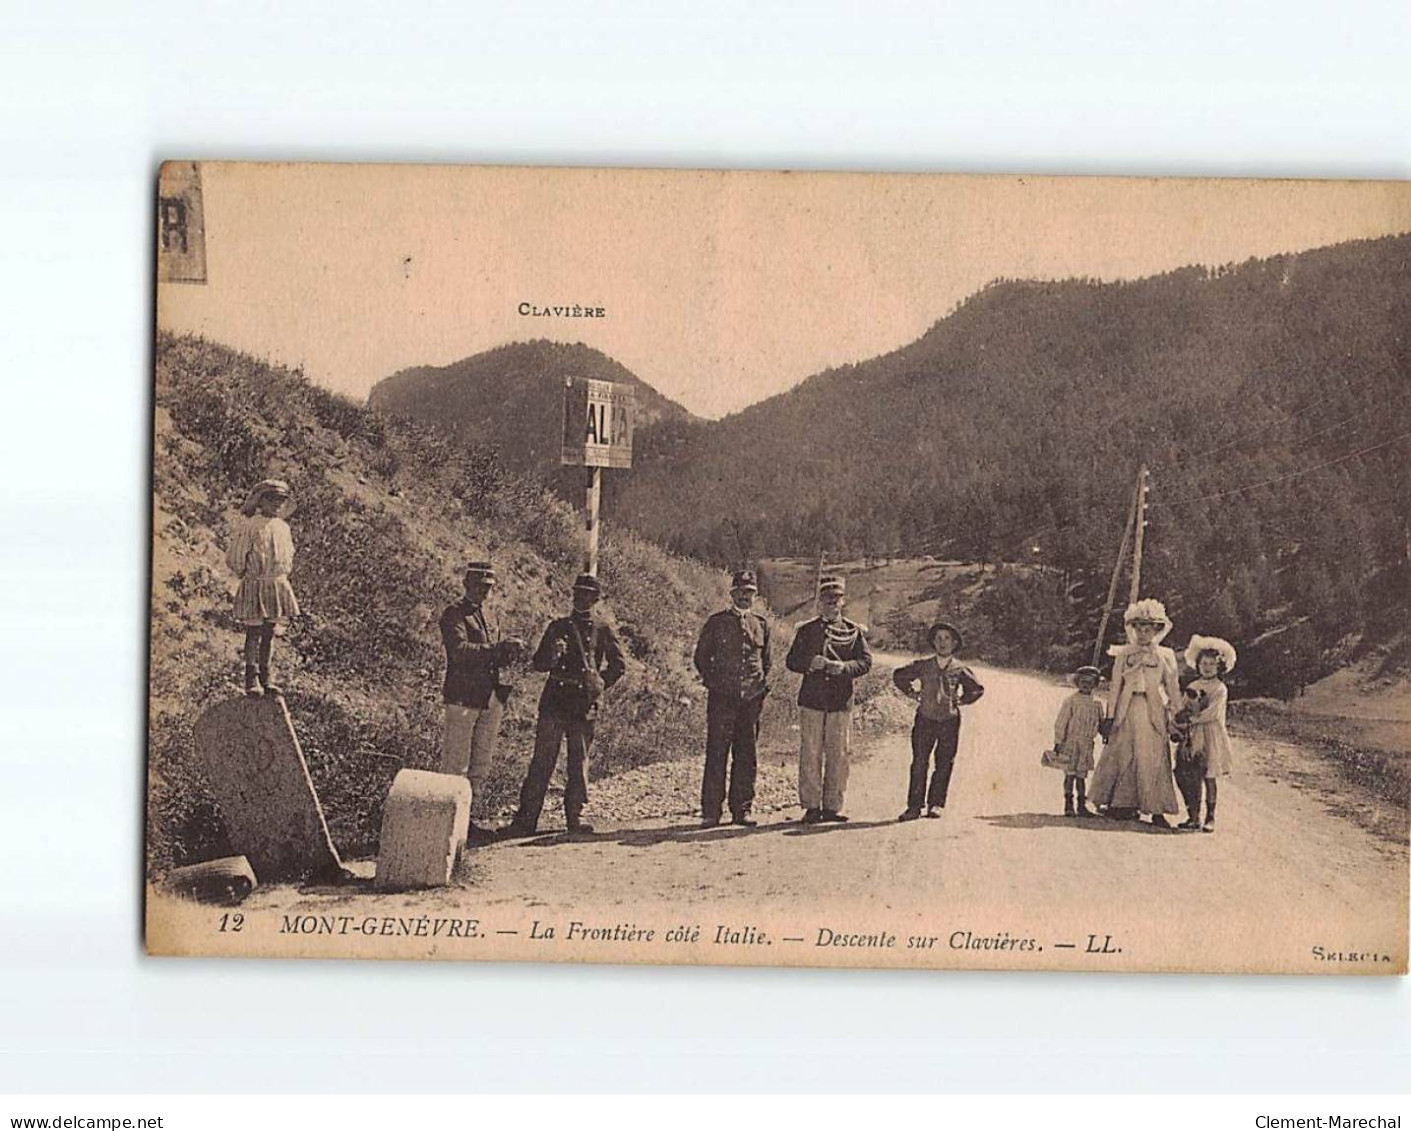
top-left (784, 575), bottom-right (872, 824)
top-left (504, 574), bottom-right (626, 837)
top-left (693, 569), bottom-right (772, 828)
top-left (438, 561), bottom-right (524, 838)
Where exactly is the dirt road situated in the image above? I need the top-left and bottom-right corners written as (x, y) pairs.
top-left (149, 664), bottom-right (1408, 972)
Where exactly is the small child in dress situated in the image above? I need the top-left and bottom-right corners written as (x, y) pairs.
top-left (1051, 664), bottom-right (1105, 817)
top-left (225, 478), bottom-right (300, 697)
top-left (1182, 634), bottom-right (1237, 832)
top-left (1171, 684), bottom-right (1209, 829)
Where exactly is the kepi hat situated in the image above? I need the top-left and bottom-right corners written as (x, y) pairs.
top-left (1185, 634), bottom-right (1237, 674)
top-left (463, 560), bottom-right (497, 587)
top-left (730, 569), bottom-right (759, 592)
top-left (241, 478), bottom-right (296, 518)
top-left (572, 573), bottom-right (603, 597)
top-left (818, 574), bottom-right (846, 596)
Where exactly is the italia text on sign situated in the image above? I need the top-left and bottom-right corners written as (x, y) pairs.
top-left (561, 377), bottom-right (635, 469)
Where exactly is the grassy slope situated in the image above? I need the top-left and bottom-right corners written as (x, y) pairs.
top-left (149, 334), bottom-right (736, 874)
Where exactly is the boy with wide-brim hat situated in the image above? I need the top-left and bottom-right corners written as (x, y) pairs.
top-left (892, 620), bottom-right (985, 820)
top-left (503, 573), bottom-right (626, 837)
top-left (784, 575), bottom-right (872, 824)
top-left (693, 569), bottom-right (772, 827)
top-left (438, 559), bottom-right (525, 837)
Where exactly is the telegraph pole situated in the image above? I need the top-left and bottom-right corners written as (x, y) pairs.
top-left (1092, 474), bottom-right (1140, 667)
top-left (1128, 463), bottom-right (1151, 604)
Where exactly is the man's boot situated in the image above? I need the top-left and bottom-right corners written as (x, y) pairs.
top-left (243, 664), bottom-right (263, 697)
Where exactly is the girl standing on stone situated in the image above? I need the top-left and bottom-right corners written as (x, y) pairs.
top-left (226, 478), bottom-right (300, 697)
top-left (1090, 599), bottom-right (1181, 828)
top-left (1181, 634), bottom-right (1237, 832)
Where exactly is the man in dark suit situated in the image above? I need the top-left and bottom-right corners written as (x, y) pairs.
top-left (693, 569), bottom-right (772, 828)
top-left (784, 575), bottom-right (872, 824)
top-left (438, 561), bottom-right (524, 836)
top-left (503, 574), bottom-right (626, 837)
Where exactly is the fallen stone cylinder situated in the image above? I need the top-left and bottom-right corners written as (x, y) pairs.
top-left (162, 855), bottom-right (258, 905)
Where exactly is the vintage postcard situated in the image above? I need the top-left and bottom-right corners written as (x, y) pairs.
top-left (147, 163), bottom-right (1410, 973)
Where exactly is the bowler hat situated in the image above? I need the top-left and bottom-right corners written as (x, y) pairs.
top-left (731, 569), bottom-right (758, 591)
top-left (928, 620), bottom-right (964, 649)
top-left (1074, 664), bottom-right (1101, 679)
top-left (572, 573), bottom-right (602, 595)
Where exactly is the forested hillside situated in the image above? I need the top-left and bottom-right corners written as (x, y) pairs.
top-left (618, 234), bottom-right (1411, 687)
top-left (367, 339), bottom-right (694, 479)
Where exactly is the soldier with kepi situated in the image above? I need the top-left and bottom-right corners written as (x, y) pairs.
top-left (693, 569), bottom-right (773, 828)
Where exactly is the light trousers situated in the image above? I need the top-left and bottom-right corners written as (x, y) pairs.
top-left (798, 706), bottom-right (850, 811)
top-left (440, 698), bottom-right (504, 814)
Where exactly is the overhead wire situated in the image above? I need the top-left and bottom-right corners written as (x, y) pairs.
top-left (1152, 428), bottom-right (1411, 510)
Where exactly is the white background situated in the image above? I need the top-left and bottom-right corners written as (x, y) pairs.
top-left (1, 0), bottom-right (1408, 1095)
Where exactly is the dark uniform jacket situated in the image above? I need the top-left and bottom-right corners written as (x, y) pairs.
top-left (532, 612), bottom-right (627, 722)
top-left (439, 598), bottom-right (508, 709)
top-left (785, 616), bottom-right (872, 712)
top-left (891, 655), bottom-right (984, 721)
top-left (694, 608), bottom-right (772, 700)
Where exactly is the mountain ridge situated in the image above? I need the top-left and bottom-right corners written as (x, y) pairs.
top-left (367, 339), bottom-right (694, 477)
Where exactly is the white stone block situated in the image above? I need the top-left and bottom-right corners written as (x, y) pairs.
top-left (375, 769), bottom-right (471, 890)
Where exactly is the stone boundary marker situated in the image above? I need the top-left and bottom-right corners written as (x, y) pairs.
top-left (193, 697), bottom-right (344, 881)
top-left (375, 769), bottom-right (470, 890)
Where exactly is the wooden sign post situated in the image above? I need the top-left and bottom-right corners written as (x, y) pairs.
top-left (561, 377), bottom-right (635, 575)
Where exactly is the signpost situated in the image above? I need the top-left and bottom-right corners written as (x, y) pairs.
top-left (561, 377), bottom-right (635, 575)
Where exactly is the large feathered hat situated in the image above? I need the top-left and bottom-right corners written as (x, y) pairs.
top-left (1121, 598), bottom-right (1172, 645)
top-left (1185, 634), bottom-right (1237, 674)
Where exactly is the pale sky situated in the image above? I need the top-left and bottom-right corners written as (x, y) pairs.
top-left (158, 164), bottom-right (1411, 419)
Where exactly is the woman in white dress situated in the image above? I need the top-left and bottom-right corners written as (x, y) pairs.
top-left (1090, 598), bottom-right (1181, 828)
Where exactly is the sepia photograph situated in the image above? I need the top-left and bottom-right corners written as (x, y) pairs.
top-left (145, 162), bottom-right (1410, 973)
